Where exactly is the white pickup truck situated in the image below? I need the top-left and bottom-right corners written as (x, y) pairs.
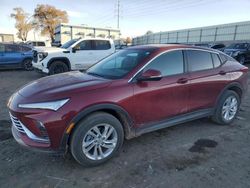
top-left (32, 38), bottom-right (115, 75)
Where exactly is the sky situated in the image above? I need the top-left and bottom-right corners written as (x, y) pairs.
top-left (1, 0), bottom-right (250, 41)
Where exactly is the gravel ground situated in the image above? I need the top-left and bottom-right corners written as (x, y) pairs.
top-left (0, 66), bottom-right (250, 188)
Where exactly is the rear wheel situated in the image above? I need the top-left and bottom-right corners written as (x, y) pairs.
top-left (212, 90), bottom-right (240, 125)
top-left (70, 112), bottom-right (124, 166)
top-left (49, 61), bottom-right (69, 75)
top-left (238, 55), bottom-right (245, 64)
top-left (23, 59), bottom-right (33, 71)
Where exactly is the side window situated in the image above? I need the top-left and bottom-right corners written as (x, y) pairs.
top-left (94, 40), bottom-right (111, 50)
top-left (20, 46), bottom-right (31, 52)
top-left (38, 42), bottom-right (45, 46)
top-left (5, 44), bottom-right (19, 52)
top-left (186, 50), bottom-right (213, 72)
top-left (144, 50), bottom-right (184, 76)
top-left (0, 44), bottom-right (5, 52)
top-left (75, 40), bottom-right (92, 50)
top-left (211, 53), bottom-right (221, 68)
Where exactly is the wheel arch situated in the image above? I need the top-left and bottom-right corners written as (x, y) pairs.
top-left (60, 103), bottom-right (136, 152)
top-left (216, 82), bottom-right (243, 107)
top-left (47, 57), bottom-right (71, 70)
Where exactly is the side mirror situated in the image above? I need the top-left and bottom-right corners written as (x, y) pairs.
top-left (72, 48), bottom-right (76, 53)
top-left (137, 69), bottom-right (162, 81)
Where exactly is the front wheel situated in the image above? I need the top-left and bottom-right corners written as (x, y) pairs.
top-left (49, 61), bottom-right (69, 75)
top-left (70, 112), bottom-right (124, 166)
top-left (23, 59), bottom-right (33, 71)
top-left (212, 90), bottom-right (240, 125)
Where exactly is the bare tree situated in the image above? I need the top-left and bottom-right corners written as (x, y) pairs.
top-left (10, 8), bottom-right (33, 41)
top-left (33, 4), bottom-right (68, 43)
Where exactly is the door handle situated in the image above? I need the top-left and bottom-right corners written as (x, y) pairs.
top-left (219, 70), bottom-right (226, 75)
top-left (177, 78), bottom-right (188, 84)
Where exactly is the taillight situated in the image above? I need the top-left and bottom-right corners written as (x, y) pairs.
top-left (240, 67), bottom-right (249, 73)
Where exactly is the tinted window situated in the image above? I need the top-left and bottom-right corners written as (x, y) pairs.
top-left (75, 40), bottom-right (92, 50)
top-left (87, 49), bottom-right (154, 79)
top-left (94, 40), bottom-right (111, 50)
top-left (5, 44), bottom-right (19, 52)
top-left (219, 53), bottom-right (235, 63)
top-left (211, 53), bottom-right (221, 67)
top-left (0, 44), bottom-right (5, 52)
top-left (37, 42), bottom-right (45, 46)
top-left (20, 46), bottom-right (31, 52)
top-left (186, 50), bottom-right (213, 72)
top-left (144, 50), bottom-right (184, 76)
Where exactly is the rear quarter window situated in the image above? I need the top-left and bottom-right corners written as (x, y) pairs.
top-left (94, 40), bottom-right (111, 50)
top-left (219, 53), bottom-right (235, 63)
top-left (186, 50), bottom-right (213, 72)
top-left (211, 53), bottom-right (221, 68)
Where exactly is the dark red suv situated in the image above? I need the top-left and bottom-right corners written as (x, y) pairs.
top-left (8, 44), bottom-right (248, 166)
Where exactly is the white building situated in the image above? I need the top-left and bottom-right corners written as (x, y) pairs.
top-left (54, 23), bottom-right (121, 45)
top-left (133, 21), bottom-right (250, 45)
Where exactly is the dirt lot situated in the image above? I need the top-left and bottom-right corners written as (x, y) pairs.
top-left (1, 67), bottom-right (250, 188)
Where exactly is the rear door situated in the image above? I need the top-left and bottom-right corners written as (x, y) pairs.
top-left (132, 50), bottom-right (190, 126)
top-left (0, 44), bottom-right (22, 66)
top-left (92, 40), bottom-right (113, 62)
top-left (185, 49), bottom-right (228, 112)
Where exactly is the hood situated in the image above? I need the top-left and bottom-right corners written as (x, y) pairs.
top-left (18, 71), bottom-right (111, 98)
top-left (34, 46), bottom-right (67, 53)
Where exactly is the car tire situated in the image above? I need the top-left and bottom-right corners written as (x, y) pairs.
top-left (238, 55), bottom-right (245, 64)
top-left (49, 61), bottom-right (69, 75)
top-left (23, 59), bottom-right (33, 71)
top-left (70, 112), bottom-right (124, 166)
top-left (212, 90), bottom-right (240, 125)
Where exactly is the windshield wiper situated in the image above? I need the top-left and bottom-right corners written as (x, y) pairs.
top-left (87, 72), bottom-right (104, 78)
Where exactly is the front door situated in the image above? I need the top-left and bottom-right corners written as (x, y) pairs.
top-left (71, 40), bottom-right (95, 70)
top-left (132, 50), bottom-right (189, 127)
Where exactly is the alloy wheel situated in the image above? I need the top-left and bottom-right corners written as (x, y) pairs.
top-left (82, 123), bottom-right (118, 160)
top-left (222, 96), bottom-right (238, 121)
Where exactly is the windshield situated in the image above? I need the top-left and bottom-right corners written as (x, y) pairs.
top-left (61, 39), bottom-right (79, 49)
top-left (226, 43), bottom-right (249, 49)
top-left (86, 48), bottom-right (155, 79)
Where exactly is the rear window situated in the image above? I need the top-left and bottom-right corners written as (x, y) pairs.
top-left (94, 40), bottom-right (111, 50)
top-left (186, 50), bottom-right (213, 72)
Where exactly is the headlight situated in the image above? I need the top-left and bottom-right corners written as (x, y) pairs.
top-left (38, 52), bottom-right (48, 61)
top-left (18, 99), bottom-right (69, 111)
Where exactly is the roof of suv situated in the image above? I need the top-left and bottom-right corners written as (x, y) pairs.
top-left (128, 44), bottom-right (220, 53)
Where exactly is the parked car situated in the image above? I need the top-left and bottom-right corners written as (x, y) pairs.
top-left (8, 44), bottom-right (248, 166)
top-left (0, 43), bottom-right (33, 70)
top-left (194, 43), bottom-right (211, 48)
top-left (32, 38), bottom-right (115, 75)
top-left (223, 43), bottom-right (250, 64)
top-left (26, 41), bottom-right (46, 47)
top-left (211, 43), bottom-right (225, 51)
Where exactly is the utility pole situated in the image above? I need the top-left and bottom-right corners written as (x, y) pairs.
top-left (117, 0), bottom-right (120, 29)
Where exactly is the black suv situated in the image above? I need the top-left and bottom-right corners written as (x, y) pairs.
top-left (223, 43), bottom-right (250, 64)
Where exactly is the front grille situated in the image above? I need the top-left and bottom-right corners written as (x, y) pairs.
top-left (33, 50), bottom-right (38, 63)
top-left (9, 113), bottom-right (25, 133)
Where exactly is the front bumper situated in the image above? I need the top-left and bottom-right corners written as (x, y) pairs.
top-left (11, 125), bottom-right (63, 154)
top-left (32, 61), bottom-right (49, 74)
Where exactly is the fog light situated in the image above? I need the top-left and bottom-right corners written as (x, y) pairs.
top-left (36, 121), bottom-right (49, 139)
